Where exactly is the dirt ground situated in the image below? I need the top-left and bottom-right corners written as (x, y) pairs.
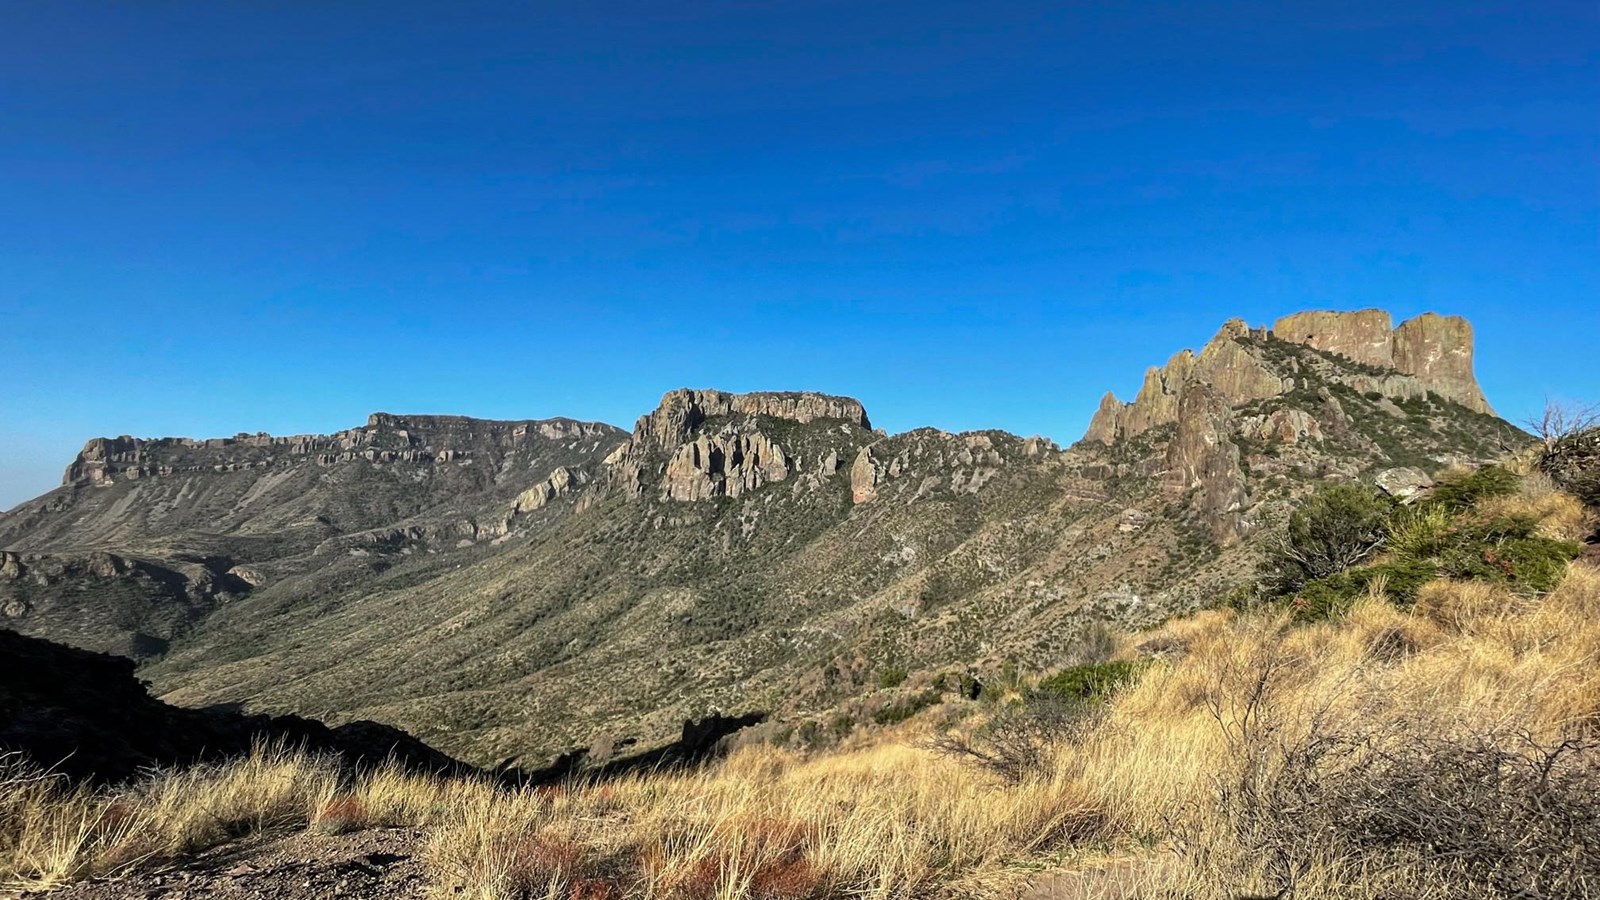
top-left (22, 827), bottom-right (429, 899)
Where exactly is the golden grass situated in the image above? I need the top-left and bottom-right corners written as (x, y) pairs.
top-left (1475, 479), bottom-right (1595, 542)
top-left (426, 740), bottom-right (1103, 900)
top-left (6, 497), bottom-right (1597, 898)
top-left (0, 742), bottom-right (339, 891)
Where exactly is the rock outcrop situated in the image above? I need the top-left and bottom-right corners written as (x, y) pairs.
top-left (1391, 313), bottom-right (1490, 413)
top-left (1078, 307), bottom-right (1513, 543)
top-left (1084, 309), bottom-right (1493, 447)
top-left (661, 431), bottom-right (790, 501)
top-left (609, 389), bottom-right (872, 502)
top-left (634, 389), bottom-right (869, 449)
top-left (513, 466), bottom-right (588, 514)
top-left (1272, 309), bottom-right (1397, 369)
top-left (1087, 318), bottom-right (1285, 443)
top-left (1273, 309), bottom-right (1490, 413)
top-left (850, 447), bottom-right (879, 504)
top-left (1164, 385), bottom-right (1250, 542)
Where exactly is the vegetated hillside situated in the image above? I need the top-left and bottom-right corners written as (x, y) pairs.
top-left (0, 414), bottom-right (627, 657)
top-left (7, 459), bottom-right (1595, 899)
top-left (0, 310), bottom-right (1528, 768)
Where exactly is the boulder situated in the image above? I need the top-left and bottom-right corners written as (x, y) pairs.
top-left (1375, 466), bottom-right (1434, 503)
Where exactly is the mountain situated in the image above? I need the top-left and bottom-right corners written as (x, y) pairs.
top-left (0, 414), bottom-right (626, 657)
top-left (0, 309), bottom-right (1526, 768)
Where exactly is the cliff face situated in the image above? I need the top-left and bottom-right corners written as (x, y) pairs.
top-left (1086, 309), bottom-right (1493, 447)
top-left (1082, 308), bottom-right (1516, 541)
top-left (1391, 313), bottom-right (1490, 414)
top-left (1272, 309), bottom-right (1398, 370)
top-left (634, 389), bottom-right (870, 449)
top-left (63, 414), bottom-right (620, 487)
top-left (608, 389), bottom-right (873, 502)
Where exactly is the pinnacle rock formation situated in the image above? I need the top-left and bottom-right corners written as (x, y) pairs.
top-left (1084, 309), bottom-right (1493, 448)
top-left (1081, 307), bottom-right (1513, 540)
top-left (607, 389), bottom-right (872, 502)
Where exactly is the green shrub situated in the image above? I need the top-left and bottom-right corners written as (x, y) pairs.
top-left (871, 690), bottom-right (941, 726)
top-left (1264, 484), bottom-right (1392, 591)
top-left (1430, 465), bottom-right (1520, 511)
top-left (1434, 517), bottom-right (1581, 593)
top-left (1366, 559), bottom-right (1443, 604)
top-left (1385, 503), bottom-right (1455, 564)
top-left (876, 666), bottom-right (908, 689)
top-left (1288, 560), bottom-right (1441, 622)
top-left (1275, 465), bottom-right (1582, 622)
top-left (1034, 660), bottom-right (1142, 705)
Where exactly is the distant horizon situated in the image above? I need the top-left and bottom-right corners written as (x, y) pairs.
top-left (4, 301), bottom-right (1563, 511)
top-left (4, 2), bottom-right (1595, 510)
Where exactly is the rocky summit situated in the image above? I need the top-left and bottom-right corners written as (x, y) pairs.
top-left (0, 309), bottom-right (1527, 769)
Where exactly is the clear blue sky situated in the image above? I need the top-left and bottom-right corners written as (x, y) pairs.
top-left (2, 1), bottom-right (1595, 509)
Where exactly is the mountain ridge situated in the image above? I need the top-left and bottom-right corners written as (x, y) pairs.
top-left (0, 307), bottom-right (1528, 768)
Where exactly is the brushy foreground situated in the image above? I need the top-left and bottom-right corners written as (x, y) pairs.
top-left (5, 494), bottom-right (1597, 898)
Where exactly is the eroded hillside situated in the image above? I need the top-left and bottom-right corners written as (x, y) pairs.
top-left (0, 309), bottom-right (1527, 767)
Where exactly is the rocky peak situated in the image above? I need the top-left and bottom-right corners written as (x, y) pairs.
top-left (1272, 309), bottom-right (1397, 369)
top-left (632, 389), bottom-right (871, 449)
top-left (1271, 309), bottom-right (1490, 414)
top-left (1391, 313), bottom-right (1490, 414)
top-left (1084, 308), bottom-right (1493, 447)
top-left (609, 389), bottom-right (872, 502)
top-left (1080, 307), bottom-right (1510, 542)
top-left (1085, 318), bottom-right (1285, 445)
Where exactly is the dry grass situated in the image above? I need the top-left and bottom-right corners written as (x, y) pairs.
top-left (0, 742), bottom-right (339, 891)
top-left (425, 741), bottom-right (1103, 900)
top-left (7, 493), bottom-right (1598, 898)
top-left (1475, 476), bottom-right (1596, 542)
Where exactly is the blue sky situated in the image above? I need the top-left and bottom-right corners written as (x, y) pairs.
top-left (2, 1), bottom-right (1595, 509)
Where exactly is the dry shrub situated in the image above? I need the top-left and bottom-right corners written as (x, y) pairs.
top-left (1057, 562), bottom-right (1600, 857)
top-left (425, 741), bottom-right (1102, 900)
top-left (933, 694), bottom-right (1101, 784)
top-left (0, 753), bottom-right (139, 890)
top-left (1182, 716), bottom-right (1600, 900)
top-left (127, 743), bottom-right (339, 857)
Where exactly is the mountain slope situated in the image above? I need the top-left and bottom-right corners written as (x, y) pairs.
top-left (0, 309), bottom-right (1528, 767)
top-left (0, 414), bottom-right (626, 657)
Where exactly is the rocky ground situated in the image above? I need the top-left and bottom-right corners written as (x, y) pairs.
top-left (24, 828), bottom-right (428, 900)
